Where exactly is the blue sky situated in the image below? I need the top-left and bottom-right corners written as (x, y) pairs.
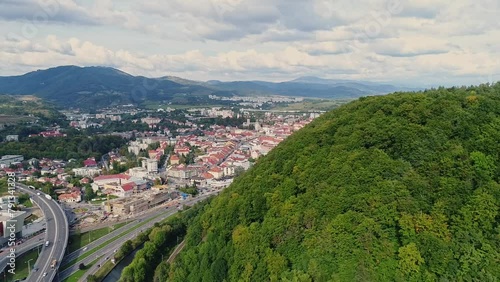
top-left (0, 0), bottom-right (498, 87)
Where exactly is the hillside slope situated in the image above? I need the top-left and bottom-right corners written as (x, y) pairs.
top-left (0, 66), bottom-right (414, 108)
top-left (0, 66), bottom-right (212, 108)
top-left (164, 84), bottom-right (500, 282)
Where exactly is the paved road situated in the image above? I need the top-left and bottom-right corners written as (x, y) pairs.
top-left (60, 200), bottom-right (181, 266)
top-left (0, 233), bottom-right (45, 272)
top-left (17, 183), bottom-right (69, 282)
top-left (58, 209), bottom-right (178, 281)
top-left (70, 193), bottom-right (216, 282)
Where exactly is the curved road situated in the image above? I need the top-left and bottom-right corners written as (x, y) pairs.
top-left (17, 183), bottom-right (69, 282)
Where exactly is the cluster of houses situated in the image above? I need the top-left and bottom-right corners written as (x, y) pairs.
top-left (0, 157), bottom-right (87, 203)
top-left (29, 129), bottom-right (67, 138)
top-left (1, 111), bottom-right (319, 215)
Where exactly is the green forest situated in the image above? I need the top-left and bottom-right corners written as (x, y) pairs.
top-left (0, 135), bottom-right (127, 160)
top-left (124, 83), bottom-right (500, 281)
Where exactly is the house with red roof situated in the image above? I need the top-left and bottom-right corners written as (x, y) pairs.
top-left (170, 155), bottom-right (180, 165)
top-left (174, 147), bottom-right (190, 156)
top-left (208, 167), bottom-right (224, 179)
top-left (58, 189), bottom-right (82, 203)
top-left (83, 157), bottom-right (98, 167)
top-left (92, 174), bottom-right (132, 192)
top-left (102, 181), bottom-right (137, 198)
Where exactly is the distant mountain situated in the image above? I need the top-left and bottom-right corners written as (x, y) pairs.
top-left (205, 76), bottom-right (420, 98)
top-left (0, 66), bottom-right (417, 108)
top-left (0, 66), bottom-right (212, 108)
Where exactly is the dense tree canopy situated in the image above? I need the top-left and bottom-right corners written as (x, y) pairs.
top-left (0, 135), bottom-right (127, 160)
top-left (165, 84), bottom-right (500, 281)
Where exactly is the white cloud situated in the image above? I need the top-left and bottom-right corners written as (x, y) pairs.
top-left (0, 0), bottom-right (499, 86)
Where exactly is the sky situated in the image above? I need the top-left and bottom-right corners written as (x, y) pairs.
top-left (0, 0), bottom-right (498, 87)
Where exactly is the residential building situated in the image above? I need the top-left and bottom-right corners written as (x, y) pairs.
top-left (142, 158), bottom-right (158, 173)
top-left (58, 189), bottom-right (82, 203)
top-left (170, 155), bottom-right (180, 165)
top-left (127, 167), bottom-right (149, 178)
top-left (208, 167), bottom-right (224, 179)
top-left (72, 167), bottom-right (102, 177)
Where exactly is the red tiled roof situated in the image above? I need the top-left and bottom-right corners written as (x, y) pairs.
top-left (210, 167), bottom-right (223, 173)
top-left (83, 158), bottom-right (97, 167)
top-left (122, 182), bottom-right (136, 191)
top-left (201, 172), bottom-right (214, 179)
top-left (94, 174), bottom-right (131, 181)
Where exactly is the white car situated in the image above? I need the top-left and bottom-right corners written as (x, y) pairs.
top-left (37, 192), bottom-right (41, 195)
top-left (43, 272), bottom-right (47, 277)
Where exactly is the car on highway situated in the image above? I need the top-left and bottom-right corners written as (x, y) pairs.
top-left (37, 192), bottom-right (41, 195)
top-left (43, 272), bottom-right (47, 277)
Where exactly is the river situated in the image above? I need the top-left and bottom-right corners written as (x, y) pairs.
top-left (102, 244), bottom-right (144, 282)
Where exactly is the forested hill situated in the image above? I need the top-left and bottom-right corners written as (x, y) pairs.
top-left (160, 84), bottom-right (500, 281)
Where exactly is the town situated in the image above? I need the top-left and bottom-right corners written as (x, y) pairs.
top-left (0, 104), bottom-right (322, 248)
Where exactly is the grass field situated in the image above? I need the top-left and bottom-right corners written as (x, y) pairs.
top-left (19, 197), bottom-right (33, 208)
top-left (93, 260), bottom-right (115, 281)
top-left (271, 99), bottom-right (354, 111)
top-left (61, 258), bottom-right (98, 282)
top-left (68, 222), bottom-right (128, 253)
top-left (4, 247), bottom-right (42, 282)
top-left (24, 214), bottom-right (39, 224)
top-left (0, 115), bottom-right (37, 125)
top-left (62, 214), bottom-right (161, 270)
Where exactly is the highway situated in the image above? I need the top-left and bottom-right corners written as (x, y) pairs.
top-left (61, 193), bottom-right (216, 281)
top-left (16, 183), bottom-right (69, 282)
top-left (0, 233), bottom-right (45, 272)
top-left (60, 210), bottom-right (175, 281)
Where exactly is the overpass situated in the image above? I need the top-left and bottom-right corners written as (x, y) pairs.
top-left (16, 184), bottom-right (69, 282)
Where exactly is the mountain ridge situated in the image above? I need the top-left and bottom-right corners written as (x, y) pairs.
top-left (0, 66), bottom-right (419, 108)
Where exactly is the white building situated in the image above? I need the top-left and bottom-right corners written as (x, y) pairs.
top-left (222, 166), bottom-right (236, 177)
top-left (142, 159), bottom-right (158, 173)
top-left (128, 167), bottom-right (149, 178)
top-left (58, 190), bottom-right (82, 203)
top-left (72, 167), bottom-right (102, 177)
top-left (128, 141), bottom-right (148, 155)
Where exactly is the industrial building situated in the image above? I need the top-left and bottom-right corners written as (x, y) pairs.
top-left (103, 191), bottom-right (176, 215)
